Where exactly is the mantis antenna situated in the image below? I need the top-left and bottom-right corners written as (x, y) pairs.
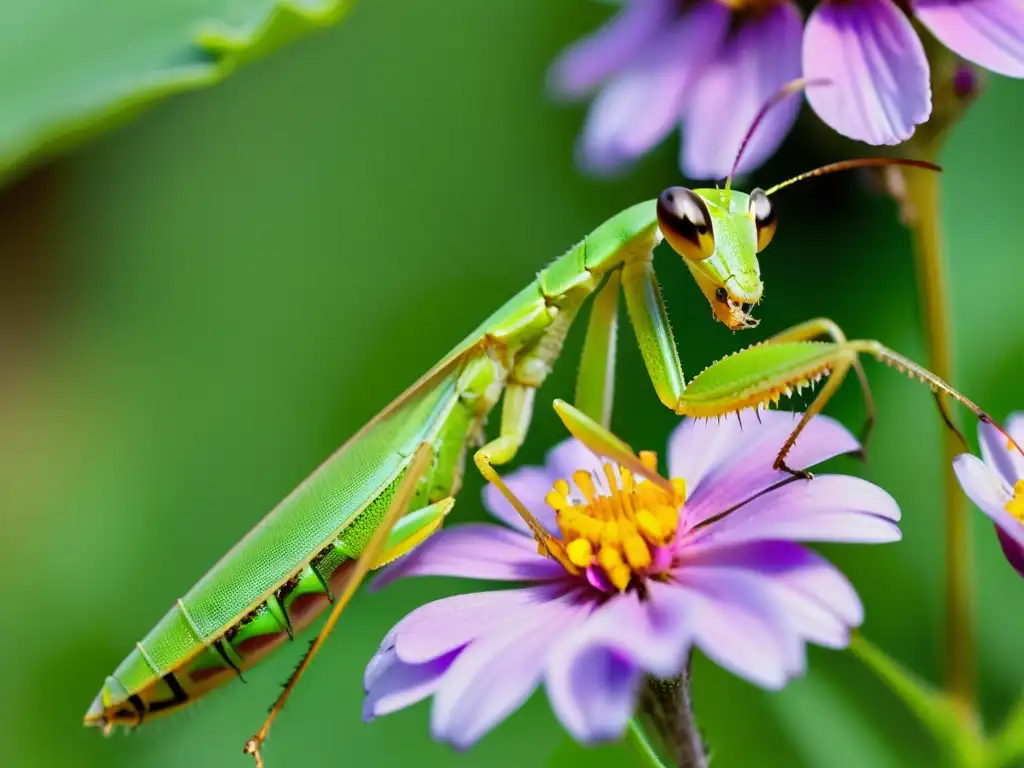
top-left (764, 157), bottom-right (942, 196)
top-left (721, 76), bottom-right (943, 197)
top-left (723, 76), bottom-right (830, 196)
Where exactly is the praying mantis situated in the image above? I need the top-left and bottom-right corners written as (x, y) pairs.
top-left (83, 98), bottom-right (998, 767)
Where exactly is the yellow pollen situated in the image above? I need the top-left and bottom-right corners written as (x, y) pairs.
top-left (1006, 480), bottom-right (1024, 523)
top-left (543, 455), bottom-right (687, 591)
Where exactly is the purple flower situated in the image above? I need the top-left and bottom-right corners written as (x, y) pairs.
top-left (953, 413), bottom-right (1024, 578)
top-left (363, 412), bottom-right (901, 748)
top-left (549, 0), bottom-right (1024, 178)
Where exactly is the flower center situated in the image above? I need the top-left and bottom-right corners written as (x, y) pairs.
top-left (1006, 480), bottom-right (1024, 523)
top-left (544, 451), bottom-right (686, 592)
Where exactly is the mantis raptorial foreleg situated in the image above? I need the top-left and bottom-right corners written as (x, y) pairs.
top-left (673, 334), bottom-right (986, 477)
top-left (620, 258), bottom-right (686, 411)
top-left (244, 443), bottom-right (443, 768)
top-left (574, 271), bottom-right (620, 430)
top-left (552, 398), bottom-right (673, 492)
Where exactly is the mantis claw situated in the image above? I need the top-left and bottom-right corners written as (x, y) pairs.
top-left (775, 459), bottom-right (814, 481)
top-left (243, 739), bottom-right (265, 768)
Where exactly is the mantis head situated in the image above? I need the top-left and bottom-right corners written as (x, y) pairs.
top-left (656, 185), bottom-right (774, 331)
top-left (651, 77), bottom-right (939, 333)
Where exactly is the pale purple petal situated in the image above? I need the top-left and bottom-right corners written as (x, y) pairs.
top-left (545, 586), bottom-right (696, 743)
top-left (953, 454), bottom-right (1024, 547)
top-left (371, 524), bottom-right (565, 590)
top-left (684, 474), bottom-right (902, 547)
top-left (482, 466), bottom-right (558, 535)
top-left (673, 570), bottom-right (804, 688)
top-left (979, 419), bottom-right (1024, 487)
top-left (548, 0), bottom-right (678, 97)
top-left (682, 1), bottom-right (803, 179)
top-left (364, 644), bottom-right (398, 691)
top-left (546, 646), bottom-right (642, 744)
top-left (431, 593), bottom-right (592, 749)
top-left (669, 411), bottom-right (860, 530)
top-left (954, 453), bottom-right (1024, 577)
top-left (578, 1), bottom-right (729, 173)
top-left (364, 652), bottom-right (457, 720)
top-left (679, 544), bottom-right (859, 648)
top-left (684, 562), bottom-right (837, 661)
top-left (680, 540), bottom-right (863, 627)
top-left (551, 589), bottom-right (691, 679)
top-left (913, 0), bottom-right (1024, 77)
top-left (803, 0), bottom-right (930, 144)
top-left (953, 453), bottom-right (1013, 520)
top-left (391, 585), bottom-right (573, 664)
top-left (1006, 412), bottom-right (1024, 449)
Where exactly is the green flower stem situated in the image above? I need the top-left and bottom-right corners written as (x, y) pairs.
top-left (637, 666), bottom-right (706, 768)
top-left (903, 161), bottom-right (976, 726)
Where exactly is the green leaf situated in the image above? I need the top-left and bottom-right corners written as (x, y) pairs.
top-left (0, 0), bottom-right (352, 180)
top-left (986, 691), bottom-right (1024, 767)
top-left (850, 633), bottom-right (984, 765)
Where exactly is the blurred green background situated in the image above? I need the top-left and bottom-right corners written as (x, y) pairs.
top-left (2, 1), bottom-right (1024, 766)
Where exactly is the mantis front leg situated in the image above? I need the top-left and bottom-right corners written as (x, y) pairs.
top-left (608, 260), bottom-right (981, 477)
top-left (762, 317), bottom-right (876, 454)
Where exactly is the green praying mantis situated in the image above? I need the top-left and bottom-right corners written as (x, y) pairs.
top-left (84, 89), bottom-right (999, 767)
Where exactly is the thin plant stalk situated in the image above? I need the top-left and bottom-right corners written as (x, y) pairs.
top-left (637, 664), bottom-right (707, 768)
top-left (904, 163), bottom-right (975, 726)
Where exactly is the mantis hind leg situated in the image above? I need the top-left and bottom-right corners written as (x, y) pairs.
top-left (763, 317), bottom-right (875, 459)
top-left (244, 443), bottom-right (439, 768)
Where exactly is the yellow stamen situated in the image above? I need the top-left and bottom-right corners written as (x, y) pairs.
top-left (639, 451), bottom-right (658, 473)
top-left (623, 534), bottom-right (652, 570)
top-left (635, 508), bottom-right (663, 542)
top-left (598, 544), bottom-right (623, 571)
top-left (574, 470), bottom-right (596, 503)
top-left (540, 453), bottom-right (688, 592)
top-left (608, 564), bottom-right (631, 592)
top-left (566, 538), bottom-right (593, 568)
top-left (1006, 480), bottom-right (1024, 522)
top-left (545, 490), bottom-right (569, 511)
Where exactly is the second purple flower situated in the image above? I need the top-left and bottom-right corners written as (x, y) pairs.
top-left (549, 0), bottom-right (1024, 179)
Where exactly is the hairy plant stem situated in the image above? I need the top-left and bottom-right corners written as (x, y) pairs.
top-left (904, 161), bottom-right (975, 726)
top-left (637, 662), bottom-right (706, 768)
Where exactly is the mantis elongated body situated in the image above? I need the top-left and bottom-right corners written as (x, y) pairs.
top-left (85, 159), bottom-right (988, 765)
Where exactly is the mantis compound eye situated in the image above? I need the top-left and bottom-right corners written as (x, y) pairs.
top-left (748, 187), bottom-right (776, 252)
top-left (657, 187), bottom-right (715, 261)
